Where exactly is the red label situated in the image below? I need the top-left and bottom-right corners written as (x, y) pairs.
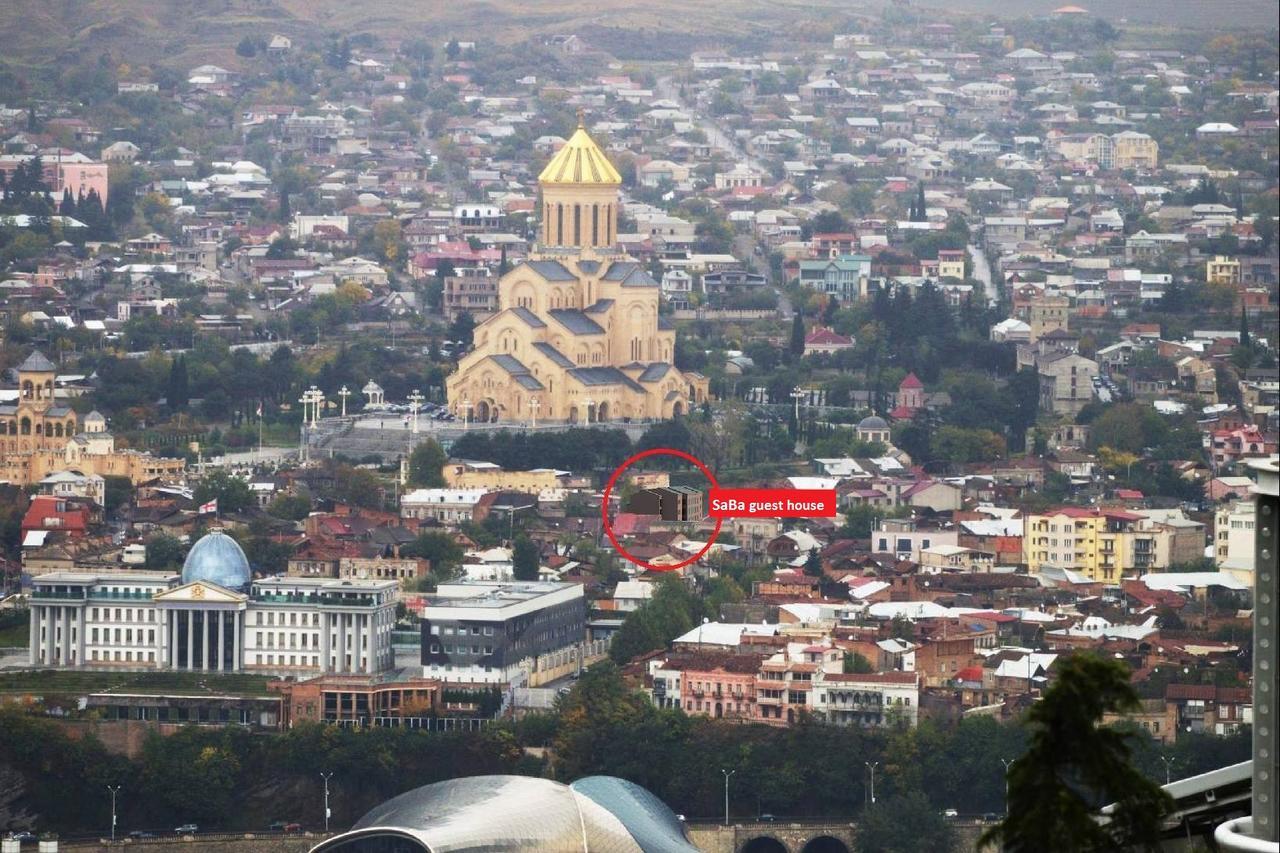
top-left (708, 488), bottom-right (837, 518)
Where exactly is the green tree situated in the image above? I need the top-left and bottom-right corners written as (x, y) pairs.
top-left (857, 790), bottom-right (954, 853)
top-left (193, 470), bottom-right (254, 514)
top-left (981, 654), bottom-right (1172, 852)
top-left (144, 533), bottom-right (185, 570)
top-left (803, 547), bottom-right (822, 577)
top-left (166, 355), bottom-right (189, 409)
top-left (407, 439), bottom-right (447, 488)
top-left (790, 312), bottom-right (806, 357)
top-left (512, 534), bottom-right (540, 581)
top-left (266, 494), bottom-right (311, 521)
top-left (843, 651), bottom-right (875, 674)
top-left (402, 531), bottom-right (463, 569)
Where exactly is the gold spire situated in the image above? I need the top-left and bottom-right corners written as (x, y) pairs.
top-left (538, 117), bottom-right (622, 185)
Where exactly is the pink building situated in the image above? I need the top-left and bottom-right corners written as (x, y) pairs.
top-left (651, 652), bottom-right (759, 720)
top-left (1210, 425), bottom-right (1276, 471)
top-left (0, 153), bottom-right (110, 206)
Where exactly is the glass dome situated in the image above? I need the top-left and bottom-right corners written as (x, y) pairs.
top-left (181, 530), bottom-right (251, 591)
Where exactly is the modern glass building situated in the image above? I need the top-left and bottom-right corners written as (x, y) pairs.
top-left (309, 775), bottom-right (699, 853)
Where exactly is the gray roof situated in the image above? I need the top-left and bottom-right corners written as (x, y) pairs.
top-left (488, 354), bottom-right (545, 390)
top-left (602, 261), bottom-right (641, 281)
top-left (568, 367), bottom-right (646, 393)
top-left (509, 306), bottom-right (546, 328)
top-left (577, 260), bottom-right (601, 275)
top-left (19, 350), bottom-right (56, 372)
top-left (523, 259), bottom-right (578, 282)
top-left (858, 415), bottom-right (889, 430)
top-left (621, 268), bottom-right (659, 287)
top-left (549, 309), bottom-right (605, 336)
top-left (639, 363), bottom-right (670, 382)
top-left (584, 298), bottom-right (614, 314)
top-left (45, 406), bottom-right (73, 417)
top-left (658, 315), bottom-right (675, 331)
top-left (533, 342), bottom-right (575, 369)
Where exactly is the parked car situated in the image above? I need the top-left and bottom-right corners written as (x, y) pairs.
top-left (284, 824), bottom-right (302, 833)
top-left (943, 808), bottom-right (959, 819)
top-left (8, 833), bottom-right (37, 844)
top-left (174, 825), bottom-right (198, 835)
top-left (268, 822), bottom-right (288, 832)
top-left (128, 831), bottom-right (155, 839)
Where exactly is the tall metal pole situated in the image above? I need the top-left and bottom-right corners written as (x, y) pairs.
top-left (1249, 458), bottom-right (1277, 842)
top-left (1160, 755), bottom-right (1173, 786)
top-left (108, 785), bottom-right (121, 842)
top-left (321, 772), bottom-right (333, 833)
top-left (1000, 758), bottom-right (1013, 817)
top-left (721, 769), bottom-right (735, 826)
top-left (866, 761), bottom-right (878, 805)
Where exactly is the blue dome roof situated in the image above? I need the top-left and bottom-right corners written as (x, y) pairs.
top-left (182, 531), bottom-right (251, 590)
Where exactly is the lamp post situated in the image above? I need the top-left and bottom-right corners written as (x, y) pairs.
top-left (790, 386), bottom-right (805, 439)
top-left (721, 768), bottom-right (736, 826)
top-left (866, 761), bottom-right (878, 805)
top-left (321, 772), bottom-right (333, 834)
top-left (528, 396), bottom-right (540, 428)
top-left (1160, 755), bottom-right (1174, 786)
top-left (108, 785), bottom-right (121, 842)
top-left (460, 398), bottom-right (472, 430)
top-left (338, 385), bottom-right (350, 418)
top-left (583, 396), bottom-right (594, 424)
top-left (1000, 758), bottom-right (1014, 817)
top-left (408, 389), bottom-right (425, 434)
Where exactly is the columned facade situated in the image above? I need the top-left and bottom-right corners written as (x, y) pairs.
top-left (158, 606), bottom-right (247, 671)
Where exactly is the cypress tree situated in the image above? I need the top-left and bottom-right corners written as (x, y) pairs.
top-left (790, 311), bottom-right (806, 357)
top-left (911, 182), bottom-right (927, 222)
top-left (59, 188), bottom-right (76, 217)
top-left (278, 190), bottom-right (290, 224)
top-left (1239, 306), bottom-right (1251, 349)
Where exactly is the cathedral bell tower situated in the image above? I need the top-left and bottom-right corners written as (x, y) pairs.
top-left (538, 111), bottom-right (622, 251)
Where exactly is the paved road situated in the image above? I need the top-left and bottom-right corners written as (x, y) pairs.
top-left (967, 243), bottom-right (999, 308)
top-left (655, 77), bottom-right (766, 172)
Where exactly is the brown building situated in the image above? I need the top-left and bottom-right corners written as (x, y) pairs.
top-left (274, 674), bottom-right (443, 727)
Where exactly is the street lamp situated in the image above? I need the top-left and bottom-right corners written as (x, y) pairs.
top-left (107, 785), bottom-right (121, 842)
top-left (1000, 758), bottom-right (1014, 817)
top-left (865, 761), bottom-right (879, 805)
top-left (1160, 755), bottom-right (1174, 786)
top-left (721, 768), bottom-right (736, 826)
top-left (528, 396), bottom-right (540, 428)
top-left (321, 772), bottom-right (333, 833)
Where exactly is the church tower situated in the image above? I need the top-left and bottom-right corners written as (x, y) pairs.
top-left (538, 114), bottom-right (621, 250)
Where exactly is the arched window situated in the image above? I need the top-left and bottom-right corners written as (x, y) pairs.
top-left (556, 205), bottom-right (564, 244)
top-left (54, 423), bottom-right (63, 437)
top-left (573, 204), bottom-right (581, 246)
top-left (35, 423), bottom-right (42, 436)
top-left (592, 203), bottom-right (599, 245)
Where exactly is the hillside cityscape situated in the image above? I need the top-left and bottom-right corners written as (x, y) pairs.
top-left (0, 2), bottom-right (1277, 852)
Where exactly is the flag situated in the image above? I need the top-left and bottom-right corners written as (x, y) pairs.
top-left (199, 499), bottom-right (218, 515)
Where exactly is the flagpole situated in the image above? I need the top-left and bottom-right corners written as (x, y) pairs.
top-left (258, 401), bottom-right (264, 457)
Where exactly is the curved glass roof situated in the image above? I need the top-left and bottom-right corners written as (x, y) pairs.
top-left (313, 775), bottom-right (698, 853)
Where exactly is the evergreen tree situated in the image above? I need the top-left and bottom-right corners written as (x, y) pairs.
top-left (445, 39), bottom-right (461, 61)
top-left (1239, 306), bottom-right (1250, 349)
top-left (166, 356), bottom-right (190, 409)
top-left (512, 534), bottom-right (540, 581)
top-left (26, 106), bottom-right (38, 132)
top-left (980, 653), bottom-right (1171, 852)
top-left (911, 181), bottom-right (927, 222)
top-left (498, 245), bottom-right (510, 275)
top-left (407, 439), bottom-right (447, 487)
top-left (58, 188), bottom-right (75, 217)
top-left (789, 312), bottom-right (806, 357)
top-left (803, 547), bottom-right (822, 577)
top-left (278, 190), bottom-right (290, 224)
top-left (822, 294), bottom-right (839, 326)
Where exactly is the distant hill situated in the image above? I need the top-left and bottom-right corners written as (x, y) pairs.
top-left (0, 0), bottom-right (1273, 72)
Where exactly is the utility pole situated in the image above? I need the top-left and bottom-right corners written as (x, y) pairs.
top-left (108, 785), bottom-right (121, 842)
top-left (321, 772), bottom-right (333, 834)
top-left (721, 768), bottom-right (735, 826)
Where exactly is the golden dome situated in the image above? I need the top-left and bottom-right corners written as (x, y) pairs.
top-left (537, 117), bottom-right (622, 185)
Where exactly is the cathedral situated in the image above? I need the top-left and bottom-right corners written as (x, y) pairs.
top-left (446, 119), bottom-right (708, 424)
top-left (0, 350), bottom-right (185, 486)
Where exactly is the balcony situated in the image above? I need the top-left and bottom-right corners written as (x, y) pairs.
top-left (89, 590), bottom-right (154, 601)
top-left (31, 590), bottom-right (87, 600)
top-left (756, 694), bottom-right (783, 706)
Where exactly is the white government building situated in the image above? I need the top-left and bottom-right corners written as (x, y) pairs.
top-left (28, 530), bottom-right (397, 675)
